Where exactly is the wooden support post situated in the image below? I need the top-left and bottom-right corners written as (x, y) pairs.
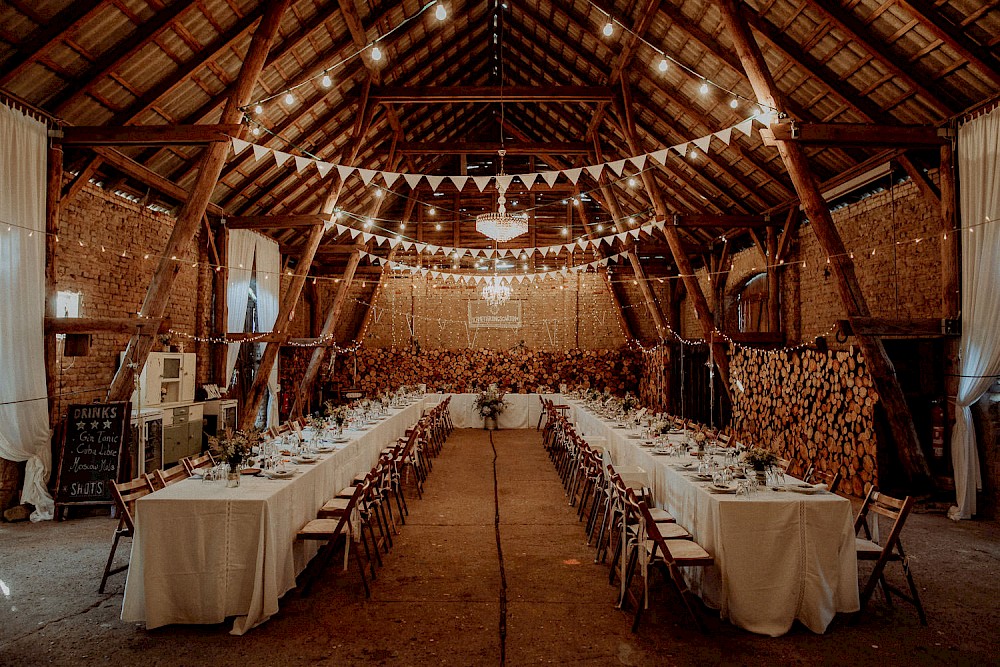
top-left (45, 145), bottom-right (63, 425)
top-left (107, 0), bottom-right (291, 405)
top-left (766, 227), bottom-right (780, 333)
top-left (719, 0), bottom-right (930, 484)
top-left (212, 223), bottom-right (229, 386)
top-left (939, 142), bottom-right (959, 318)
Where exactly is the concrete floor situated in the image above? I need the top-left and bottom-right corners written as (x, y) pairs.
top-left (0, 428), bottom-right (997, 666)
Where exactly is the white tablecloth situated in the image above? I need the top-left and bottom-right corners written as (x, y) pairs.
top-left (424, 393), bottom-right (560, 429)
top-left (571, 401), bottom-right (860, 636)
top-left (121, 400), bottom-right (425, 634)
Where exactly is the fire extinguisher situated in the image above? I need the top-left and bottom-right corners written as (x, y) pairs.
top-left (931, 399), bottom-right (945, 459)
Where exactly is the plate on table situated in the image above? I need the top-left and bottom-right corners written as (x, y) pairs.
top-left (293, 455), bottom-right (319, 464)
top-left (708, 483), bottom-right (737, 494)
top-left (240, 467), bottom-right (261, 476)
top-left (627, 433), bottom-right (645, 439)
top-left (788, 484), bottom-right (824, 494)
top-left (652, 449), bottom-right (671, 456)
top-left (673, 463), bottom-right (696, 470)
top-left (640, 440), bottom-right (656, 447)
top-left (692, 473), bottom-right (714, 481)
top-left (264, 469), bottom-right (295, 479)
top-left (315, 446), bottom-right (337, 453)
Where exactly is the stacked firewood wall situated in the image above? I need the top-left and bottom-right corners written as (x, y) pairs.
top-left (730, 347), bottom-right (879, 495)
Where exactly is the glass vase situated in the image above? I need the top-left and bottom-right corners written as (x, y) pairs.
top-left (227, 464), bottom-right (240, 488)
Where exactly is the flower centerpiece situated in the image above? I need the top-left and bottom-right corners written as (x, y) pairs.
top-left (692, 430), bottom-right (708, 453)
top-left (622, 392), bottom-right (639, 414)
top-left (208, 428), bottom-right (263, 486)
top-left (474, 383), bottom-right (507, 430)
top-left (324, 402), bottom-right (349, 432)
top-left (741, 447), bottom-right (779, 482)
top-left (306, 414), bottom-right (327, 431)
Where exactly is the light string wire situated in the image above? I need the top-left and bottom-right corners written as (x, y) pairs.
top-left (582, 0), bottom-right (782, 116)
top-left (6, 214), bottom-right (995, 291)
top-left (239, 0), bottom-right (442, 112)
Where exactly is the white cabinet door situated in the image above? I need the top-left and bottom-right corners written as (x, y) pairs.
top-left (143, 354), bottom-right (164, 406)
top-left (180, 353), bottom-right (197, 403)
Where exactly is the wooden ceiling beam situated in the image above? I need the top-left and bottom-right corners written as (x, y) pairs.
top-left (768, 122), bottom-right (949, 147)
top-left (55, 124), bottom-right (241, 146)
top-left (671, 214), bottom-right (776, 228)
top-left (369, 85), bottom-right (615, 103)
top-left (226, 215), bottom-right (327, 230)
top-left (381, 141), bottom-right (593, 155)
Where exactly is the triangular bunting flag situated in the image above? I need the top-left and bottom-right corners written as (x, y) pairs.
top-left (586, 164), bottom-right (604, 180)
top-left (402, 241), bottom-right (412, 251)
top-left (388, 238), bottom-right (401, 248)
top-left (376, 235), bottom-right (389, 247)
top-left (362, 232), bottom-right (373, 243)
top-left (650, 149), bottom-right (670, 165)
top-left (430, 271), bottom-right (440, 279)
top-left (316, 161), bottom-right (334, 178)
top-left (415, 243), bottom-right (426, 253)
top-left (231, 138), bottom-right (250, 155)
top-left (608, 159), bottom-right (627, 176)
top-left (564, 168), bottom-right (583, 184)
top-left (335, 223), bottom-right (348, 236)
top-left (715, 127), bottom-right (733, 145)
top-left (426, 245), bottom-right (439, 254)
top-left (495, 175), bottom-right (514, 192)
top-left (272, 150), bottom-right (292, 167)
top-left (735, 118), bottom-right (754, 138)
top-left (251, 144), bottom-right (270, 162)
top-left (693, 135), bottom-right (712, 153)
top-left (616, 232), bottom-right (629, 243)
top-left (528, 274), bottom-right (537, 282)
top-left (673, 142), bottom-right (689, 157)
top-left (541, 171), bottom-right (560, 187)
top-left (382, 171), bottom-right (401, 188)
top-left (577, 239), bottom-right (588, 249)
top-left (484, 249), bottom-right (495, 258)
top-left (449, 175), bottom-right (469, 191)
top-left (294, 156), bottom-right (311, 173)
top-left (629, 155), bottom-right (647, 170)
top-left (563, 243), bottom-right (574, 253)
top-left (426, 175), bottom-right (445, 191)
top-left (470, 248), bottom-right (482, 257)
top-left (473, 175), bottom-right (493, 192)
top-left (629, 228), bottom-right (641, 238)
top-left (357, 168), bottom-right (377, 185)
top-left (518, 173), bottom-right (539, 190)
top-left (349, 228), bottom-right (361, 239)
top-left (404, 173), bottom-right (423, 189)
top-left (337, 165), bottom-right (355, 181)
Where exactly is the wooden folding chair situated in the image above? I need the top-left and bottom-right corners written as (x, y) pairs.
top-left (297, 482), bottom-right (370, 597)
top-left (854, 487), bottom-right (927, 624)
top-left (803, 465), bottom-right (842, 493)
top-left (153, 462), bottom-right (190, 489)
top-left (181, 451), bottom-right (216, 474)
top-left (631, 501), bottom-right (713, 633)
top-left (99, 475), bottom-right (155, 592)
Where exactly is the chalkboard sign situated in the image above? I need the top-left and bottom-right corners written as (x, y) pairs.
top-left (55, 402), bottom-right (131, 506)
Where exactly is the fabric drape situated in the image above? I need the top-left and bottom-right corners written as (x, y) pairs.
top-left (951, 106), bottom-right (1000, 520)
top-left (225, 230), bottom-right (257, 388)
top-left (0, 104), bottom-right (55, 521)
top-left (254, 236), bottom-right (281, 427)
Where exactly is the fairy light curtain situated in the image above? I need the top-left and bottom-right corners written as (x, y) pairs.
top-left (951, 105), bottom-right (1000, 520)
top-left (0, 103), bottom-right (55, 521)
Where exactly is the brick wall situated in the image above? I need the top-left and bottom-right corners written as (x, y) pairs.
top-left (52, 184), bottom-right (210, 419)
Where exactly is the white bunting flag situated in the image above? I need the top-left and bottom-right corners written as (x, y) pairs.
top-left (382, 171), bottom-right (401, 188)
top-left (577, 239), bottom-right (588, 250)
top-left (415, 243), bottom-right (427, 253)
top-left (586, 164), bottom-right (604, 180)
top-left (251, 144), bottom-right (270, 162)
top-left (540, 171), bottom-right (560, 187)
top-left (316, 161), bottom-right (334, 178)
top-left (404, 173), bottom-right (423, 189)
top-left (449, 175), bottom-right (469, 191)
top-left (629, 155), bottom-right (647, 170)
top-left (608, 159), bottom-right (627, 176)
top-left (495, 175), bottom-right (514, 192)
top-left (653, 219), bottom-right (666, 231)
top-left (357, 168), bottom-right (377, 185)
top-left (388, 238), bottom-right (401, 248)
top-left (629, 228), bottom-right (641, 239)
top-left (426, 175), bottom-right (445, 191)
top-left (294, 156), bottom-right (311, 173)
top-left (518, 173), bottom-right (539, 190)
top-left (564, 168), bottom-right (583, 184)
top-left (616, 232), bottom-right (629, 243)
top-left (273, 150), bottom-right (293, 167)
top-left (402, 241), bottom-right (413, 251)
top-left (715, 127), bottom-right (733, 145)
top-left (650, 148), bottom-right (670, 165)
top-left (376, 235), bottom-right (389, 247)
top-left (693, 135), bottom-right (712, 153)
top-left (231, 138), bottom-right (250, 155)
top-left (528, 274), bottom-right (537, 283)
top-left (484, 249), bottom-right (495, 258)
top-left (473, 175), bottom-right (493, 192)
top-left (563, 243), bottom-right (574, 253)
top-left (431, 271), bottom-right (440, 279)
top-left (735, 118), bottom-right (754, 138)
top-left (426, 244), bottom-right (439, 254)
top-left (349, 228), bottom-right (361, 239)
top-left (470, 248), bottom-right (482, 257)
top-left (673, 142), bottom-right (689, 157)
top-left (362, 232), bottom-right (373, 243)
top-left (337, 165), bottom-right (355, 181)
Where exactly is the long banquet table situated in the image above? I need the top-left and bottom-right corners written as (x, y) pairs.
top-left (570, 400), bottom-right (860, 636)
top-left (424, 392), bottom-right (559, 429)
top-left (121, 399), bottom-right (425, 634)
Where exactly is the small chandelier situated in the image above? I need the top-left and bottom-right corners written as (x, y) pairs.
top-left (481, 275), bottom-right (512, 310)
top-left (476, 149), bottom-right (528, 242)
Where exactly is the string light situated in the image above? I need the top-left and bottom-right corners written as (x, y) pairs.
top-left (321, 74), bottom-right (333, 88)
top-left (658, 57), bottom-right (669, 73)
top-left (602, 22), bottom-right (613, 37)
top-left (371, 45), bottom-right (383, 62)
top-left (283, 92), bottom-right (295, 105)
top-left (730, 98), bottom-right (738, 109)
top-left (699, 82), bottom-right (709, 95)
top-left (253, 104), bottom-right (263, 115)
top-left (435, 3), bottom-right (447, 20)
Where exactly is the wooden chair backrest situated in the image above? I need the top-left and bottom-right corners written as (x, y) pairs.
top-left (182, 451), bottom-right (216, 473)
top-left (112, 475), bottom-right (155, 533)
top-left (807, 467), bottom-right (842, 493)
top-left (637, 501), bottom-right (670, 563)
top-left (855, 486), bottom-right (914, 549)
top-left (153, 463), bottom-right (190, 489)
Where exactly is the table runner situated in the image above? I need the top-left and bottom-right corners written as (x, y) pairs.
top-left (121, 400), bottom-right (424, 634)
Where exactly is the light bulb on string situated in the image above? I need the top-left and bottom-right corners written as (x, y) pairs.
top-left (658, 57), bottom-right (669, 72)
top-left (321, 74), bottom-right (332, 88)
top-left (253, 104), bottom-right (263, 115)
top-left (730, 98), bottom-right (738, 109)
top-left (602, 22), bottom-right (613, 37)
top-left (628, 177), bottom-right (636, 187)
top-left (371, 45), bottom-right (383, 62)
top-left (699, 81), bottom-right (709, 95)
top-left (251, 126), bottom-right (261, 136)
top-left (435, 223), bottom-right (442, 230)
top-left (284, 92), bottom-right (295, 105)
top-left (435, 3), bottom-right (447, 20)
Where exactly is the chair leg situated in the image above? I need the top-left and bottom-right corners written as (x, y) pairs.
top-left (98, 530), bottom-right (124, 593)
top-left (631, 584), bottom-right (647, 633)
top-left (900, 553), bottom-right (928, 625)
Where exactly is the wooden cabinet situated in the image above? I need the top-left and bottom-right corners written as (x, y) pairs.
top-left (161, 404), bottom-right (204, 465)
top-left (125, 352), bottom-right (197, 408)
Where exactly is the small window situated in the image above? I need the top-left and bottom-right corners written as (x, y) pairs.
top-left (56, 291), bottom-right (80, 318)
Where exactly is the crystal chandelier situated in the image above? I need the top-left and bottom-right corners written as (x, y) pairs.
top-left (481, 275), bottom-right (512, 310)
top-left (476, 150), bottom-right (528, 242)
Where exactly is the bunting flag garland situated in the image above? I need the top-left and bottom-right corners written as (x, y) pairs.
top-left (358, 251), bottom-right (629, 283)
top-left (228, 116), bottom-right (761, 194)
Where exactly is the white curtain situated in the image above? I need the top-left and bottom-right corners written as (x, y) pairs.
top-left (225, 230), bottom-right (257, 388)
top-left (0, 104), bottom-right (54, 521)
top-left (255, 236), bottom-right (281, 428)
top-left (951, 106), bottom-right (1000, 520)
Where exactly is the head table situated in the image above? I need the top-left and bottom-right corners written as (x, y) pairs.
top-left (423, 392), bottom-right (561, 429)
top-left (569, 400), bottom-right (860, 636)
top-left (121, 399), bottom-right (426, 635)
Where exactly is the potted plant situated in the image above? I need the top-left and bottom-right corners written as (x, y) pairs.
top-left (209, 428), bottom-right (262, 487)
top-left (474, 383), bottom-right (507, 430)
top-left (741, 447), bottom-right (779, 484)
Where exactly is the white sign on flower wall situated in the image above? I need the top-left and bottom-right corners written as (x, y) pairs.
top-left (468, 300), bottom-right (522, 329)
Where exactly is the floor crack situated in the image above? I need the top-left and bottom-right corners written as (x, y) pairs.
top-left (490, 430), bottom-right (507, 667)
